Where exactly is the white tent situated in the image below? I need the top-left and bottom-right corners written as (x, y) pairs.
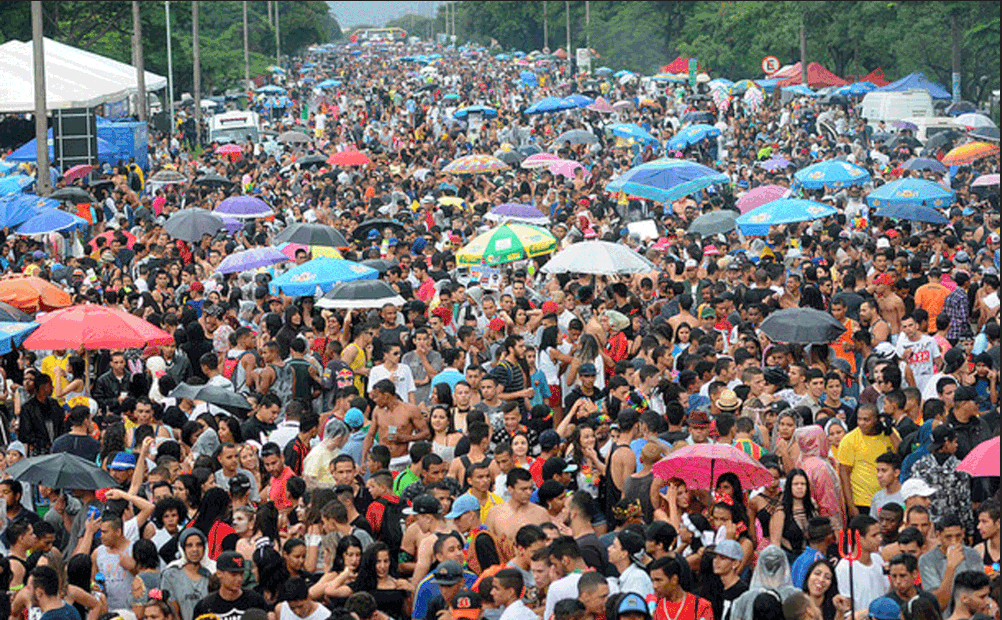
top-left (0, 38), bottom-right (166, 113)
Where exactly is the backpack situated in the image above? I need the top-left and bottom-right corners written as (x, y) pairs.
top-left (269, 362), bottom-right (294, 406)
top-left (222, 352), bottom-right (243, 380)
top-left (375, 497), bottom-right (404, 556)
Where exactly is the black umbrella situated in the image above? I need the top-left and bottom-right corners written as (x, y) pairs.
top-left (274, 222), bottom-right (349, 247)
top-left (87, 179), bottom-right (115, 193)
top-left (360, 258), bottom-right (398, 274)
top-left (351, 218), bottom-right (407, 242)
top-left (681, 111), bottom-right (714, 125)
top-left (0, 301), bottom-right (32, 322)
top-left (194, 173), bottom-right (233, 189)
top-left (163, 208), bottom-right (226, 242)
top-left (316, 279), bottom-right (406, 310)
top-left (554, 129), bottom-right (599, 145)
top-left (884, 134), bottom-right (923, 150)
top-left (518, 144), bottom-right (543, 156)
top-left (820, 94), bottom-right (848, 106)
top-left (687, 94), bottom-right (711, 102)
top-left (495, 150), bottom-right (524, 165)
top-left (687, 210), bottom-right (737, 236)
top-left (760, 308), bottom-right (847, 344)
top-left (945, 101), bottom-right (976, 115)
top-left (969, 126), bottom-right (1000, 143)
top-left (417, 82), bottom-right (440, 92)
top-left (923, 130), bottom-right (962, 153)
top-left (296, 154), bottom-right (328, 169)
top-left (170, 383), bottom-right (252, 412)
top-left (50, 187), bottom-right (95, 203)
top-left (5, 452), bottom-right (118, 490)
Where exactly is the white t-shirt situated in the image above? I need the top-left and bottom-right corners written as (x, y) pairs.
top-left (836, 554), bottom-right (887, 611)
top-left (544, 573), bottom-right (582, 620)
top-left (368, 363), bottom-right (416, 402)
top-left (278, 601), bottom-right (330, 620)
top-left (895, 333), bottom-right (940, 392)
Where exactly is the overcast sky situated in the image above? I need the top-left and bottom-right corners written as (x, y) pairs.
top-left (326, 1), bottom-right (442, 28)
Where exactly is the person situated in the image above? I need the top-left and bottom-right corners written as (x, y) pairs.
top-left (369, 342), bottom-right (417, 404)
top-left (91, 515), bottom-right (134, 611)
top-left (18, 374), bottom-right (65, 455)
top-left (886, 553), bottom-right (940, 615)
top-left (159, 528), bottom-right (211, 620)
top-left (543, 537), bottom-right (589, 620)
top-left (918, 513), bottom-right (984, 614)
top-left (838, 404), bottom-right (897, 516)
top-left (706, 540), bottom-right (748, 620)
top-left (277, 577), bottom-right (331, 620)
top-left (50, 405), bottom-right (102, 462)
top-left (650, 555), bottom-right (713, 620)
top-left (608, 529), bottom-right (653, 599)
top-left (576, 571), bottom-right (610, 620)
top-left (485, 468), bottom-right (550, 561)
top-left (910, 425), bottom-right (973, 531)
top-left (942, 570), bottom-right (991, 620)
top-left (866, 598), bottom-right (901, 620)
top-left (413, 556), bottom-right (477, 620)
top-left (27, 565), bottom-right (81, 620)
top-left (869, 452), bottom-right (903, 519)
top-left (974, 501), bottom-right (1000, 572)
top-left (363, 379), bottom-right (430, 471)
top-left (790, 517), bottom-right (834, 589)
top-left (800, 559), bottom-right (843, 620)
top-left (835, 515), bottom-right (886, 611)
top-left (728, 545), bottom-right (800, 620)
top-left (770, 468), bottom-right (817, 563)
top-left (491, 568), bottom-right (536, 620)
top-left (191, 551), bottom-right (270, 620)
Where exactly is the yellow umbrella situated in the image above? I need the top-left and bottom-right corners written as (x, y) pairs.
top-left (455, 224), bottom-right (557, 267)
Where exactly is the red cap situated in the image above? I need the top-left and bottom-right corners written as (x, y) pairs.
top-left (885, 229), bottom-right (899, 238)
top-left (190, 281), bottom-right (204, 293)
top-left (541, 300), bottom-right (559, 313)
top-left (875, 273), bottom-right (894, 286)
top-left (488, 317), bottom-right (506, 332)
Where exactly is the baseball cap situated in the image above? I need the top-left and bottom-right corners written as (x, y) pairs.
top-left (6, 441), bottom-right (26, 457)
top-left (410, 494), bottom-right (442, 516)
top-left (445, 494), bottom-right (480, 520)
top-left (713, 539), bottom-right (744, 561)
top-left (368, 229), bottom-right (380, 240)
top-left (216, 551), bottom-right (246, 573)
top-left (228, 472), bottom-right (252, 495)
top-left (539, 429), bottom-right (561, 450)
top-left (617, 530), bottom-right (647, 564)
top-left (488, 317), bottom-right (506, 332)
top-left (943, 347), bottom-right (966, 373)
top-left (433, 560), bottom-right (465, 585)
top-left (954, 385), bottom-right (978, 403)
top-left (541, 300), bottom-right (559, 313)
top-left (617, 593), bottom-right (651, 619)
top-left (344, 407), bottom-right (365, 431)
top-left (451, 590), bottom-right (483, 620)
top-left (699, 306), bottom-right (716, 319)
top-left (876, 238), bottom-right (891, 249)
top-left (929, 425), bottom-right (956, 450)
top-left (579, 362), bottom-right (597, 376)
top-left (900, 477), bottom-right (935, 500)
top-left (684, 259), bottom-right (698, 270)
top-left (109, 451), bottom-right (137, 470)
top-left (954, 250), bottom-right (971, 264)
top-left (688, 409), bottom-right (711, 427)
top-left (868, 597), bottom-right (900, 620)
top-left (542, 456), bottom-right (578, 480)
top-left (537, 480), bottom-right (565, 505)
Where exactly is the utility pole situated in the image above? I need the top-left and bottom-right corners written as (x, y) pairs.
top-left (799, 12), bottom-right (808, 87)
top-left (132, 0), bottom-right (147, 121)
top-left (31, 1), bottom-right (50, 196)
top-left (565, 0), bottom-right (571, 73)
top-left (451, 2), bottom-right (456, 43)
top-left (275, 1), bottom-right (281, 69)
top-left (543, 1), bottom-right (548, 51)
top-left (267, 0), bottom-right (272, 27)
top-left (243, 1), bottom-right (250, 92)
top-left (192, 0), bottom-right (201, 146)
top-left (165, 0), bottom-right (173, 137)
top-left (950, 12), bottom-right (961, 102)
top-left (585, 0), bottom-right (590, 50)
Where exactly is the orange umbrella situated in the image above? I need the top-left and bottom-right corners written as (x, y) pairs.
top-left (941, 141), bottom-right (1000, 165)
top-left (0, 276), bottom-right (71, 312)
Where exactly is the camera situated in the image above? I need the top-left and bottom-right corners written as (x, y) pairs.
top-left (877, 412), bottom-right (894, 436)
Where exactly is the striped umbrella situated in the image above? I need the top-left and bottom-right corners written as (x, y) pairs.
top-left (522, 153), bottom-right (562, 169)
top-left (942, 142), bottom-right (999, 165)
top-left (442, 154), bottom-right (509, 174)
top-left (455, 224), bottom-right (557, 267)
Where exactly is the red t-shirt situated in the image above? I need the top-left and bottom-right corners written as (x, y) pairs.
top-left (653, 594), bottom-right (713, 620)
top-left (269, 466), bottom-right (295, 510)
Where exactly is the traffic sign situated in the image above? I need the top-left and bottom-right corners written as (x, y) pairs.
top-left (761, 56), bottom-right (780, 75)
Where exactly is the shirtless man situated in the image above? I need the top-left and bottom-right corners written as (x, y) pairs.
top-left (859, 299), bottom-right (891, 344)
top-left (254, 341), bottom-right (285, 396)
top-left (485, 468), bottom-right (550, 561)
top-left (874, 274), bottom-right (906, 338)
top-left (362, 378), bottom-right (430, 471)
top-left (403, 494), bottom-right (453, 583)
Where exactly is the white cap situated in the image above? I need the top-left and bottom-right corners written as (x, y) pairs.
top-left (685, 258), bottom-right (698, 269)
top-left (901, 477), bottom-right (936, 499)
top-left (876, 238), bottom-right (891, 249)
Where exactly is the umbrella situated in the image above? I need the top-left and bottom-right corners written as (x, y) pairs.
top-left (194, 173), bottom-right (234, 189)
top-left (967, 126), bottom-right (1000, 143)
top-left (612, 100), bottom-right (633, 111)
top-left (351, 218), bottom-right (407, 242)
top-left (553, 129), bottom-right (599, 145)
top-left (605, 159), bottom-right (728, 203)
top-left (0, 276), bottom-right (71, 312)
top-left (170, 383), bottom-right (252, 412)
top-left (549, 159), bottom-right (588, 179)
top-left (942, 142), bottom-right (999, 165)
top-left (955, 113), bottom-right (995, 128)
top-left (524, 96), bottom-right (577, 115)
top-left (866, 178), bottom-right (953, 209)
top-left (23, 303), bottom-right (174, 350)
top-left (729, 80), bottom-right (757, 95)
top-left (88, 230), bottom-right (136, 251)
top-left (666, 124), bottom-right (720, 151)
top-left (687, 210), bottom-right (738, 236)
top-left (49, 187), bottom-right (95, 203)
top-left (871, 204), bottom-right (949, 225)
top-left (148, 169), bottom-right (187, 184)
top-left (956, 436), bottom-right (1000, 478)
top-left (922, 130), bottom-right (963, 153)
top-left (274, 223), bottom-right (349, 248)
top-left (316, 279), bottom-right (406, 310)
top-left (327, 150), bottom-right (371, 166)
top-left (63, 164), bottom-right (94, 182)
top-left (16, 209), bottom-right (88, 235)
top-left (608, 123), bottom-right (659, 146)
top-left (494, 150), bottom-right (524, 166)
top-left (736, 185), bottom-right (789, 215)
top-left (442, 154), bottom-right (509, 175)
top-left (901, 158), bottom-right (948, 173)
top-left (214, 196), bottom-right (272, 220)
top-left (163, 208), bottom-right (226, 242)
top-left (892, 120), bottom-right (918, 132)
top-left (359, 258), bottom-right (397, 274)
top-left (0, 175), bottom-right (34, 197)
top-left (972, 173), bottom-right (1000, 187)
top-left (794, 160), bottom-right (870, 190)
top-left (0, 321), bottom-right (39, 355)
top-left (681, 111), bottom-right (715, 125)
top-left (884, 134), bottom-right (923, 150)
top-left (453, 105), bottom-right (498, 120)
top-left (759, 307), bottom-right (847, 344)
top-left (215, 144), bottom-right (243, 160)
top-left (522, 153), bottom-right (562, 169)
top-left (277, 131), bottom-right (311, 144)
top-left (586, 97), bottom-right (615, 113)
top-left (736, 198), bottom-right (836, 236)
top-left (944, 101), bottom-right (977, 116)
top-left (0, 301), bottom-right (33, 323)
top-left (517, 144), bottom-right (543, 157)
top-left (276, 243), bottom-right (342, 261)
top-left (215, 247), bottom-right (289, 274)
top-left (759, 156), bottom-right (793, 172)
top-left (4, 452), bottom-right (117, 490)
top-left (0, 194), bottom-right (58, 228)
top-left (269, 257), bottom-right (378, 296)
top-left (296, 154), bottom-right (328, 169)
top-left (437, 196), bottom-right (467, 209)
top-left (541, 240), bottom-right (656, 275)
top-left (652, 443), bottom-right (773, 491)
top-left (255, 84), bottom-right (286, 94)
top-left (485, 203), bottom-right (549, 225)
top-left (455, 224), bottom-right (557, 267)
top-left (563, 94), bottom-right (594, 108)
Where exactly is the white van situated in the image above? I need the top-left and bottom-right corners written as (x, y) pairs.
top-left (898, 116), bottom-right (963, 144)
top-left (208, 110), bottom-right (260, 144)
top-left (860, 90), bottom-right (934, 126)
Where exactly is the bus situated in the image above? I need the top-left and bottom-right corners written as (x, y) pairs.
top-left (349, 27), bottom-right (407, 44)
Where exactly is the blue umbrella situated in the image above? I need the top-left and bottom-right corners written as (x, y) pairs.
top-left (871, 204), bottom-right (949, 225)
top-left (317, 79), bottom-right (342, 89)
top-left (865, 178), bottom-right (953, 209)
top-left (781, 84), bottom-right (818, 97)
top-left (269, 257), bottom-right (378, 297)
top-left (900, 158), bottom-right (948, 173)
top-left (255, 84), bottom-right (286, 94)
top-left (736, 198), bottom-right (837, 236)
top-left (0, 321), bottom-right (39, 355)
top-left (16, 209), bottom-right (88, 235)
top-left (495, 53), bottom-right (511, 61)
top-left (562, 94), bottom-right (594, 108)
top-left (453, 105), bottom-right (498, 120)
top-left (794, 160), bottom-right (870, 190)
top-left (0, 174), bottom-right (34, 196)
top-left (605, 159), bottom-right (728, 203)
top-left (595, 66), bottom-right (613, 75)
top-left (613, 70), bottom-right (633, 78)
top-left (836, 81), bottom-right (877, 97)
top-left (216, 247), bottom-right (289, 275)
top-left (524, 97), bottom-right (577, 115)
top-left (0, 194), bottom-right (59, 228)
top-left (666, 124), bottom-right (720, 151)
top-left (609, 123), bottom-right (659, 146)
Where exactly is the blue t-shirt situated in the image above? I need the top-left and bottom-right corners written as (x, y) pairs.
top-left (41, 604), bottom-right (82, 620)
top-left (412, 570), bottom-right (478, 619)
top-left (790, 548), bottom-right (825, 589)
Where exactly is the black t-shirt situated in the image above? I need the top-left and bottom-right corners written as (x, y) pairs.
top-left (743, 287), bottom-right (774, 308)
top-left (887, 589), bottom-right (939, 616)
top-left (717, 580), bottom-right (748, 620)
top-left (426, 594), bottom-right (449, 620)
top-left (192, 590), bottom-right (271, 620)
top-left (563, 386), bottom-right (607, 413)
top-left (50, 433), bottom-right (101, 463)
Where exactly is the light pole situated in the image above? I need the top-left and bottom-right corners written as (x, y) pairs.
top-left (165, 0), bottom-right (174, 137)
top-left (243, 1), bottom-right (250, 93)
top-left (132, 0), bottom-right (147, 121)
top-left (32, 0), bottom-right (50, 196)
top-left (192, 0), bottom-right (201, 146)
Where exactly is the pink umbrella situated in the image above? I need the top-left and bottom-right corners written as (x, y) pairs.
top-left (549, 159), bottom-right (588, 179)
top-left (215, 144), bottom-right (244, 160)
top-left (63, 164), bottom-right (94, 182)
top-left (957, 436), bottom-right (1000, 478)
top-left (736, 184), bottom-right (789, 214)
top-left (586, 97), bottom-right (615, 114)
top-left (521, 153), bottom-right (562, 170)
top-left (24, 304), bottom-right (174, 350)
top-left (972, 173), bottom-right (1000, 187)
top-left (653, 443), bottom-right (773, 490)
top-left (612, 100), bottom-right (633, 110)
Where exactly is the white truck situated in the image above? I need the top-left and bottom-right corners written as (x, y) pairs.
top-left (208, 110), bottom-right (261, 144)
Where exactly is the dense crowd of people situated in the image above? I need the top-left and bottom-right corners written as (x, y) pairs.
top-left (1, 37), bottom-right (1000, 620)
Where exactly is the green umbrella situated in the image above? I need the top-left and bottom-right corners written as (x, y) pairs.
top-left (455, 223), bottom-right (557, 267)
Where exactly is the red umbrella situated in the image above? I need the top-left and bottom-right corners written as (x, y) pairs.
top-left (23, 304), bottom-right (174, 350)
top-left (957, 436), bottom-right (1000, 478)
top-left (88, 230), bottom-right (137, 251)
top-left (216, 144), bottom-right (244, 161)
top-left (327, 150), bottom-right (371, 166)
top-left (64, 165), bottom-right (95, 182)
top-left (653, 443), bottom-right (773, 490)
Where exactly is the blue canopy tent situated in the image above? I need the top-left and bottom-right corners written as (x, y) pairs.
top-left (6, 132), bottom-right (119, 165)
top-left (754, 79), bottom-right (779, 94)
top-left (874, 72), bottom-right (951, 100)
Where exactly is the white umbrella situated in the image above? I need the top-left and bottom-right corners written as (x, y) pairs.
top-left (541, 240), bottom-right (655, 275)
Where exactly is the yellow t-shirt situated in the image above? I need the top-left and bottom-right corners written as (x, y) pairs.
top-left (837, 428), bottom-right (893, 507)
top-left (479, 492), bottom-right (503, 525)
top-left (40, 354), bottom-right (69, 398)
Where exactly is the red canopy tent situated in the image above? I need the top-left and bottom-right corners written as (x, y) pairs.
top-left (661, 56), bottom-right (694, 74)
top-left (858, 68), bottom-right (889, 86)
top-left (776, 62), bottom-right (848, 88)
top-left (768, 63), bottom-right (801, 80)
